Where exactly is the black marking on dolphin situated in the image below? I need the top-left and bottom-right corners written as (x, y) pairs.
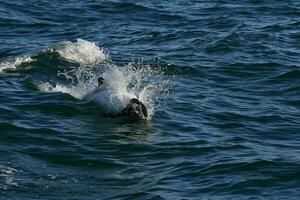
top-left (118, 98), bottom-right (148, 119)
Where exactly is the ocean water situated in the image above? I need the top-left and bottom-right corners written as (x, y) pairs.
top-left (1, 0), bottom-right (300, 199)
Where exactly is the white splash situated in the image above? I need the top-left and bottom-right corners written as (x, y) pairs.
top-left (0, 55), bottom-right (33, 72)
top-left (29, 39), bottom-right (169, 119)
top-left (39, 61), bottom-right (168, 118)
top-left (38, 65), bottom-right (98, 99)
top-left (1, 38), bottom-right (169, 118)
top-left (55, 39), bottom-right (107, 66)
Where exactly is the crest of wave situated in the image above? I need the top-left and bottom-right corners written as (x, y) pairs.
top-left (0, 55), bottom-right (33, 72)
top-left (0, 39), bottom-right (106, 73)
top-left (55, 39), bottom-right (107, 66)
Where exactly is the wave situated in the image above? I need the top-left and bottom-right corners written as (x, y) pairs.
top-left (0, 55), bottom-right (34, 73)
top-left (54, 39), bottom-right (107, 66)
top-left (204, 32), bottom-right (242, 53)
top-left (0, 39), bottom-right (107, 72)
top-left (269, 69), bottom-right (300, 82)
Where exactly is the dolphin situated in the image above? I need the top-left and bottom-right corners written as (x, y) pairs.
top-left (97, 77), bottom-right (148, 119)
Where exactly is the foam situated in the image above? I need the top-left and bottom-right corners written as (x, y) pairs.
top-left (0, 39), bottom-right (106, 73)
top-left (55, 39), bottom-right (107, 66)
top-left (0, 55), bottom-right (33, 72)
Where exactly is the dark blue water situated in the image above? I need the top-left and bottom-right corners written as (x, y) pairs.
top-left (1, 1), bottom-right (300, 199)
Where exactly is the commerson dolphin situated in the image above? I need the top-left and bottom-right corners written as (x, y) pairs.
top-left (97, 77), bottom-right (148, 119)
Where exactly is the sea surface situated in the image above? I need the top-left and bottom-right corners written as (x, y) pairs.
top-left (1, 0), bottom-right (300, 199)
